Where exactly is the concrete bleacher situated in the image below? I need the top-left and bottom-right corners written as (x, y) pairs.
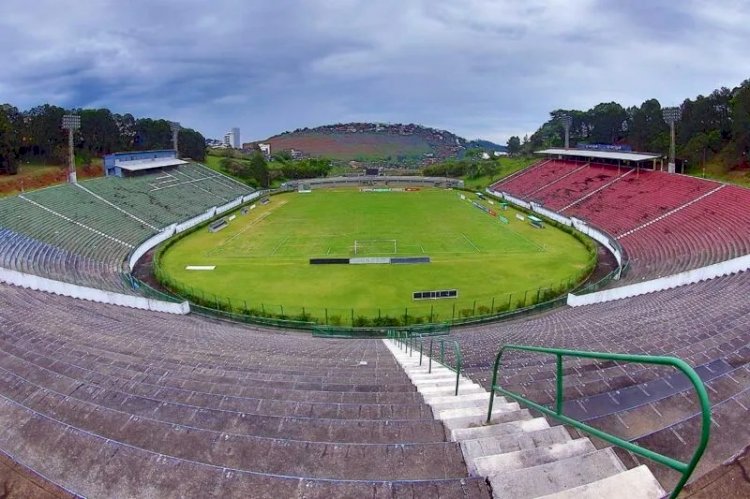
top-left (452, 270), bottom-right (750, 491)
top-left (528, 163), bottom-right (627, 210)
top-left (1, 266), bottom-right (746, 495)
top-left (0, 163), bottom-right (254, 294)
top-left (619, 184), bottom-right (750, 282)
top-left (494, 160), bottom-right (580, 197)
top-left (493, 160), bottom-right (749, 284)
top-left (0, 283), bottom-right (489, 497)
top-left (562, 170), bottom-right (715, 236)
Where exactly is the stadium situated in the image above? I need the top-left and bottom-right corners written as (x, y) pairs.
top-left (0, 132), bottom-right (749, 499)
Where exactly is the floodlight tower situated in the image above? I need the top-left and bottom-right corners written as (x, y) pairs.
top-left (170, 121), bottom-right (181, 156)
top-left (560, 114), bottom-right (573, 149)
top-left (61, 114), bottom-right (81, 183)
top-left (662, 106), bottom-right (681, 173)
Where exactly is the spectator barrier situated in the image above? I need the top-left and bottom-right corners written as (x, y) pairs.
top-left (0, 266), bottom-right (189, 314)
top-left (568, 253), bottom-right (750, 306)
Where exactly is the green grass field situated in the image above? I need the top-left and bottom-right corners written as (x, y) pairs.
top-left (159, 188), bottom-right (593, 324)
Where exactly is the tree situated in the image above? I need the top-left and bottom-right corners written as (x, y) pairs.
top-left (681, 130), bottom-right (722, 170)
top-left (178, 128), bottom-right (206, 161)
top-left (248, 151), bottom-right (270, 187)
top-left (0, 104), bottom-right (21, 174)
top-left (23, 104), bottom-right (66, 161)
top-left (731, 80), bottom-right (750, 165)
top-left (506, 136), bottom-right (521, 155)
top-left (629, 99), bottom-right (667, 152)
top-left (587, 102), bottom-right (628, 144)
top-left (79, 108), bottom-right (121, 160)
top-left (133, 118), bottom-right (172, 150)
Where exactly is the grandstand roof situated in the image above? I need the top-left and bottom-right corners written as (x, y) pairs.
top-left (536, 148), bottom-right (661, 162)
top-left (116, 157), bottom-right (189, 171)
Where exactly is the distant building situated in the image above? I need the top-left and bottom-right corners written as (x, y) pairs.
top-left (223, 127), bottom-right (241, 149)
top-left (258, 143), bottom-right (271, 158)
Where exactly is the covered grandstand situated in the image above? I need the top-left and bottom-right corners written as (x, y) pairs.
top-left (104, 149), bottom-right (189, 177)
top-left (536, 148), bottom-right (662, 170)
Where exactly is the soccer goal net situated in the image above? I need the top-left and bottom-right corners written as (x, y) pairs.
top-left (353, 239), bottom-right (398, 255)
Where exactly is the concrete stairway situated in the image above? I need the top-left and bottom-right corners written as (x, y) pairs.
top-left (383, 339), bottom-right (666, 498)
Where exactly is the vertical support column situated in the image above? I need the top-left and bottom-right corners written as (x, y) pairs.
top-left (68, 128), bottom-right (76, 183)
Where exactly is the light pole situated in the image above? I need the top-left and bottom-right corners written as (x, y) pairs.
top-left (662, 106), bottom-right (681, 173)
top-left (560, 114), bottom-right (573, 149)
top-left (170, 121), bottom-right (181, 156)
top-left (61, 114), bottom-right (81, 183)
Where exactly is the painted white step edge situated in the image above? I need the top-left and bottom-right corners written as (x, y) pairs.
top-left (537, 465), bottom-right (666, 499)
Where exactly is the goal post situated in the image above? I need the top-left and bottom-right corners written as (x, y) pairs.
top-left (353, 239), bottom-right (398, 255)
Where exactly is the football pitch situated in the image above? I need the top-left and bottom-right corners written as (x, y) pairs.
top-left (159, 189), bottom-right (593, 323)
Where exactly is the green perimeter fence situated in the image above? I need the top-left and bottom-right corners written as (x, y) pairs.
top-left (150, 261), bottom-right (602, 330)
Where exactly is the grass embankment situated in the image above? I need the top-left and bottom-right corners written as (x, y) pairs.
top-left (159, 188), bottom-right (593, 325)
top-left (461, 157), bottom-right (538, 191)
top-left (0, 161), bottom-right (103, 197)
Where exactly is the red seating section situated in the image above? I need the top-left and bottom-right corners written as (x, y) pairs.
top-left (620, 185), bottom-right (750, 282)
top-left (492, 160), bottom-right (581, 197)
top-left (563, 170), bottom-right (715, 236)
top-left (493, 160), bottom-right (747, 280)
top-left (530, 163), bottom-right (624, 210)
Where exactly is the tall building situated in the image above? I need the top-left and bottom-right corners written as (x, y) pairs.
top-left (223, 127), bottom-right (241, 149)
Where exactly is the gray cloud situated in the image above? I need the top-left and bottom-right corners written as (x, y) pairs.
top-left (1, 0), bottom-right (749, 144)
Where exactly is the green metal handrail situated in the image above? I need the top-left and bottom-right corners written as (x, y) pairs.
top-left (486, 344), bottom-right (711, 499)
top-left (417, 335), bottom-right (463, 396)
top-left (388, 331), bottom-right (464, 396)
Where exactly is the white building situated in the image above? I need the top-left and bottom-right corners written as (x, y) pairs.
top-left (223, 127), bottom-right (241, 149)
top-left (258, 143), bottom-right (271, 158)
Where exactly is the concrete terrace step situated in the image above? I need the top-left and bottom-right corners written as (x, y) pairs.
top-left (436, 403), bottom-right (521, 421)
top-left (443, 409), bottom-right (535, 431)
top-left (472, 439), bottom-right (596, 476)
top-left (538, 464), bottom-right (666, 498)
top-left (431, 396), bottom-right (503, 411)
top-left (451, 417), bottom-right (550, 441)
top-left (423, 392), bottom-right (495, 405)
top-left (461, 426), bottom-right (572, 461)
top-left (487, 448), bottom-right (626, 499)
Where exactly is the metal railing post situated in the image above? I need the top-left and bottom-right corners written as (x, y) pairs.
top-left (453, 341), bottom-right (462, 396)
top-left (419, 336), bottom-right (424, 366)
top-left (556, 353), bottom-right (564, 415)
top-left (428, 338), bottom-right (433, 373)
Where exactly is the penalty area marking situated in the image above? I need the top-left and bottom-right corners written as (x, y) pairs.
top-left (461, 233), bottom-right (481, 253)
top-left (186, 265), bottom-right (216, 271)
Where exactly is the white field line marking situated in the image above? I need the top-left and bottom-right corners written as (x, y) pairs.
top-left (270, 235), bottom-right (290, 256)
top-left (461, 232), bottom-right (481, 253)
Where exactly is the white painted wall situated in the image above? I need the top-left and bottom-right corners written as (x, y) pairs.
top-left (0, 266), bottom-right (189, 314)
top-left (568, 254), bottom-right (750, 306)
top-left (128, 225), bottom-right (176, 271)
top-left (129, 192), bottom-right (261, 271)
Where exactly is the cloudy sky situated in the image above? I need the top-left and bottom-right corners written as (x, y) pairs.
top-left (1, 0), bottom-right (749, 144)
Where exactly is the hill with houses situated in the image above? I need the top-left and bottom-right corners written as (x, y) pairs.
top-left (246, 123), bottom-right (505, 167)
